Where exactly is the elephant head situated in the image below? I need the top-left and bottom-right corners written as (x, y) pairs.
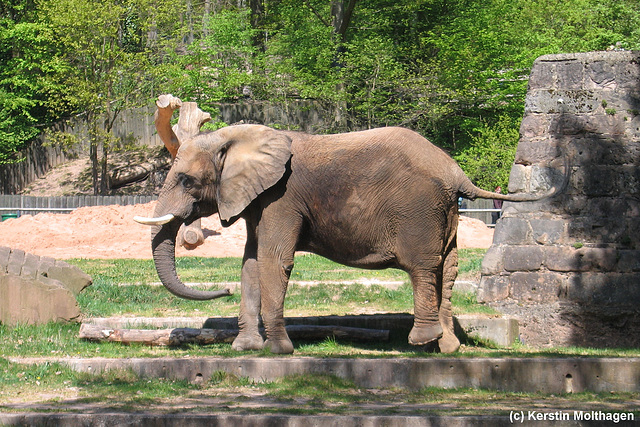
top-left (135, 123), bottom-right (292, 300)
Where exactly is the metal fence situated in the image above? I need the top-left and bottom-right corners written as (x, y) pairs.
top-left (459, 198), bottom-right (501, 225)
top-left (0, 195), bottom-right (157, 217)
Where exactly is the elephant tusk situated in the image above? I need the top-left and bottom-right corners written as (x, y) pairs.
top-left (133, 214), bottom-right (176, 226)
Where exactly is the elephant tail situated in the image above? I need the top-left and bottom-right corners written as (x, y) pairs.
top-left (457, 170), bottom-right (558, 202)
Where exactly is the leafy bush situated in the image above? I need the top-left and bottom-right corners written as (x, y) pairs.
top-left (453, 115), bottom-right (520, 191)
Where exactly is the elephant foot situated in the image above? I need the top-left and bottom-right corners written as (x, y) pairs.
top-left (264, 337), bottom-right (294, 354)
top-left (408, 323), bottom-right (443, 346)
top-left (438, 334), bottom-right (461, 354)
top-left (231, 332), bottom-right (264, 351)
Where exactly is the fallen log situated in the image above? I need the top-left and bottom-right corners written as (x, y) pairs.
top-left (79, 323), bottom-right (389, 346)
top-left (79, 324), bottom-right (237, 346)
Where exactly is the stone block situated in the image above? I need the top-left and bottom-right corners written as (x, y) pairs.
top-left (578, 247), bottom-right (618, 271)
top-left (530, 165), bottom-right (557, 193)
top-left (564, 272), bottom-right (640, 306)
top-left (551, 114), bottom-right (589, 136)
top-left (616, 59), bottom-right (640, 89)
top-left (0, 247), bottom-right (92, 325)
top-left (36, 256), bottom-right (56, 278)
top-left (509, 272), bottom-right (563, 303)
top-left (6, 249), bottom-right (25, 276)
top-left (527, 61), bottom-right (555, 90)
top-left (519, 114), bottom-right (550, 138)
top-left (0, 246), bottom-right (10, 272)
top-left (20, 252), bottom-right (39, 279)
top-left (568, 136), bottom-right (633, 166)
top-left (617, 250), bottom-right (640, 272)
top-left (47, 260), bottom-right (92, 296)
top-left (527, 89), bottom-right (599, 115)
top-left (557, 61), bottom-right (585, 89)
top-left (586, 60), bottom-right (616, 88)
top-left (480, 246), bottom-right (504, 275)
top-left (492, 217), bottom-right (532, 245)
top-left (503, 246), bottom-right (544, 272)
top-left (570, 166), bottom-right (620, 197)
top-left (529, 218), bottom-right (566, 245)
top-left (477, 275), bottom-right (510, 303)
top-left (507, 164), bottom-right (529, 193)
top-left (544, 246), bottom-right (585, 272)
top-left (584, 114), bottom-right (629, 137)
top-left (0, 273), bottom-right (81, 326)
top-left (514, 138), bottom-right (560, 165)
top-left (544, 246), bottom-right (617, 273)
top-left (452, 280), bottom-right (477, 294)
top-left (562, 194), bottom-right (588, 215)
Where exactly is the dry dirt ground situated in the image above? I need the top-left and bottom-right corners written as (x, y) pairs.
top-left (0, 202), bottom-right (493, 259)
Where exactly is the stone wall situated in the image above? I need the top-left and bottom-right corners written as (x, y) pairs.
top-left (478, 51), bottom-right (640, 347)
top-left (0, 247), bottom-right (92, 326)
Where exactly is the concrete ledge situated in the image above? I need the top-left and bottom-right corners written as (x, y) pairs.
top-left (16, 356), bottom-right (640, 394)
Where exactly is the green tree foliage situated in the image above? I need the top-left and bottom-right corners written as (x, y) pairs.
top-left (0, 14), bottom-right (69, 163)
top-left (2, 0), bottom-right (640, 191)
top-left (38, 0), bottom-right (176, 193)
top-left (453, 115), bottom-right (519, 191)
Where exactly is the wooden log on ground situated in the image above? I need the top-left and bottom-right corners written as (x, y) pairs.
top-left (79, 323), bottom-right (390, 346)
top-left (79, 324), bottom-right (238, 346)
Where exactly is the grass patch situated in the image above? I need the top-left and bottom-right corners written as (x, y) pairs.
top-left (71, 250), bottom-right (491, 318)
top-left (70, 250), bottom-right (485, 286)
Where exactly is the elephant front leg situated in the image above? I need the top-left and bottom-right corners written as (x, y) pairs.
top-left (408, 268), bottom-right (443, 346)
top-left (232, 228), bottom-right (264, 351)
top-left (259, 256), bottom-right (294, 354)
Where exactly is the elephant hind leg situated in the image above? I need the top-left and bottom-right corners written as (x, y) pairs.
top-left (407, 264), bottom-right (444, 346)
top-left (438, 243), bottom-right (461, 354)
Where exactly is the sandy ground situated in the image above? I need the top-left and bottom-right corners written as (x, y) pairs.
top-left (0, 202), bottom-right (493, 259)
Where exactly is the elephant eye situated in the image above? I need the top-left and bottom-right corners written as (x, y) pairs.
top-left (179, 174), bottom-right (196, 189)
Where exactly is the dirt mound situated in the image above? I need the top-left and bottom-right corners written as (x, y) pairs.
top-left (0, 203), bottom-right (492, 259)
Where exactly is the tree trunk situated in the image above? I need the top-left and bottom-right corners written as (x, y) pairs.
top-left (249, 0), bottom-right (265, 52)
top-left (330, 0), bottom-right (356, 130)
top-left (89, 117), bottom-right (99, 195)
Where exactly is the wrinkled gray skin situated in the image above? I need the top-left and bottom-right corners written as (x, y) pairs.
top-left (139, 98), bottom-right (553, 354)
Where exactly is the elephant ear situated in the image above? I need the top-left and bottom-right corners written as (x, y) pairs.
top-left (216, 125), bottom-right (292, 221)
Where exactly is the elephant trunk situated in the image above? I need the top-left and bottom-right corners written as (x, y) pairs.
top-left (151, 221), bottom-right (231, 300)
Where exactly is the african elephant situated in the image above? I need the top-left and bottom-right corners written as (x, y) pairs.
top-left (135, 95), bottom-right (554, 354)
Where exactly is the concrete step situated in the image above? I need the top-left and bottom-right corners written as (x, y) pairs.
top-left (15, 356), bottom-right (640, 394)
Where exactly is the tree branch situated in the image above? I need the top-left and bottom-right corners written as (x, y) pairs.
top-left (304, 0), bottom-right (330, 27)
